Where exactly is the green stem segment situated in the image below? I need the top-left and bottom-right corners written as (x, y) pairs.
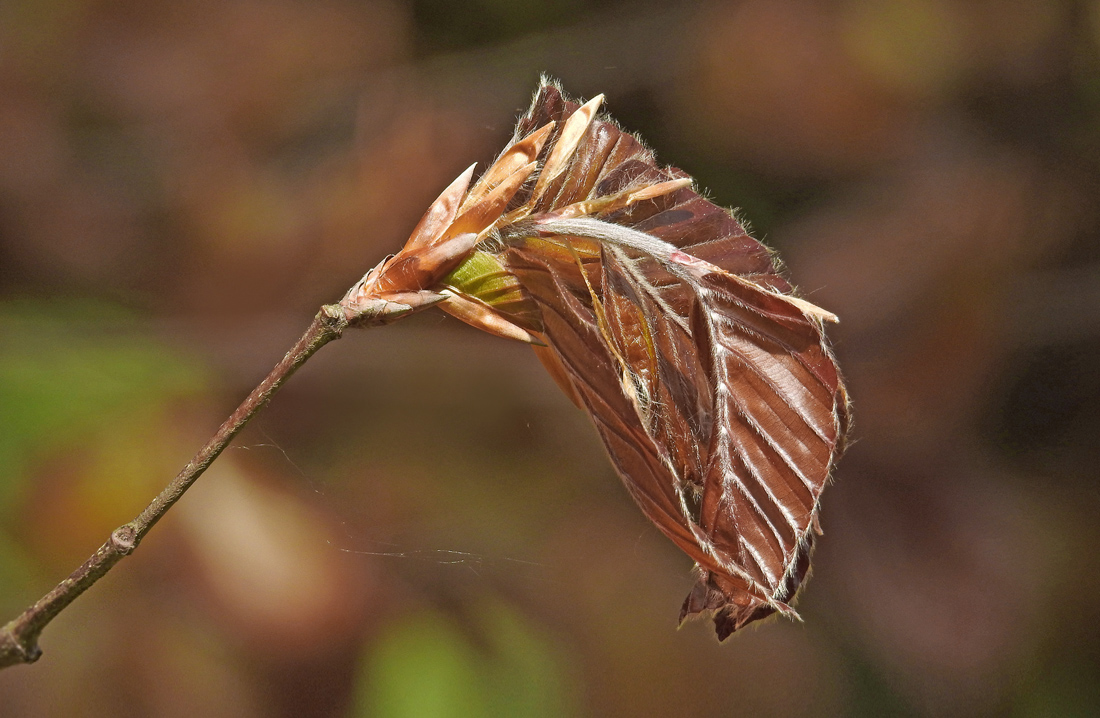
top-left (0, 304), bottom-right (350, 669)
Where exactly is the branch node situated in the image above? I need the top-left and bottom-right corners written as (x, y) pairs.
top-left (320, 304), bottom-right (349, 336)
top-left (109, 526), bottom-right (137, 556)
top-left (0, 627), bottom-right (42, 667)
top-left (18, 640), bottom-right (42, 664)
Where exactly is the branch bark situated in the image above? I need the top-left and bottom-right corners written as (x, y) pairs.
top-left (0, 302), bottom-right (368, 669)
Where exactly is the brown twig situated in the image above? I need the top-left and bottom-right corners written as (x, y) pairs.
top-left (0, 301), bottom-right (381, 669)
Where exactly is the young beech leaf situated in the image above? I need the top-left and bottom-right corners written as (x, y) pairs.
top-left (342, 80), bottom-right (849, 640)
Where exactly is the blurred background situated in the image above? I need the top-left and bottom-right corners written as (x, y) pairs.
top-left (1, 0), bottom-right (1099, 715)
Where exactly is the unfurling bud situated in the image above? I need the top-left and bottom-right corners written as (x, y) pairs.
top-left (338, 79), bottom-right (848, 639)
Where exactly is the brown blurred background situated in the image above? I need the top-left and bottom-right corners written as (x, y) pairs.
top-left (2, 0), bottom-right (1099, 715)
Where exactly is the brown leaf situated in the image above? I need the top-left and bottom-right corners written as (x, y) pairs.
top-left (347, 80), bottom-right (848, 638)
top-left (498, 83), bottom-right (848, 637)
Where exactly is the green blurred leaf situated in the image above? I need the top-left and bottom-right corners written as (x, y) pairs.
top-left (0, 299), bottom-right (207, 517)
top-left (1013, 657), bottom-right (1100, 718)
top-left (0, 529), bottom-right (36, 615)
top-left (353, 600), bottom-right (576, 718)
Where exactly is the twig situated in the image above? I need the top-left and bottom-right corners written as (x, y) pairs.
top-left (0, 297), bottom-right (420, 669)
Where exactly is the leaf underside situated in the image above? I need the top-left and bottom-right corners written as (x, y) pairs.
top-left (499, 84), bottom-right (849, 639)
